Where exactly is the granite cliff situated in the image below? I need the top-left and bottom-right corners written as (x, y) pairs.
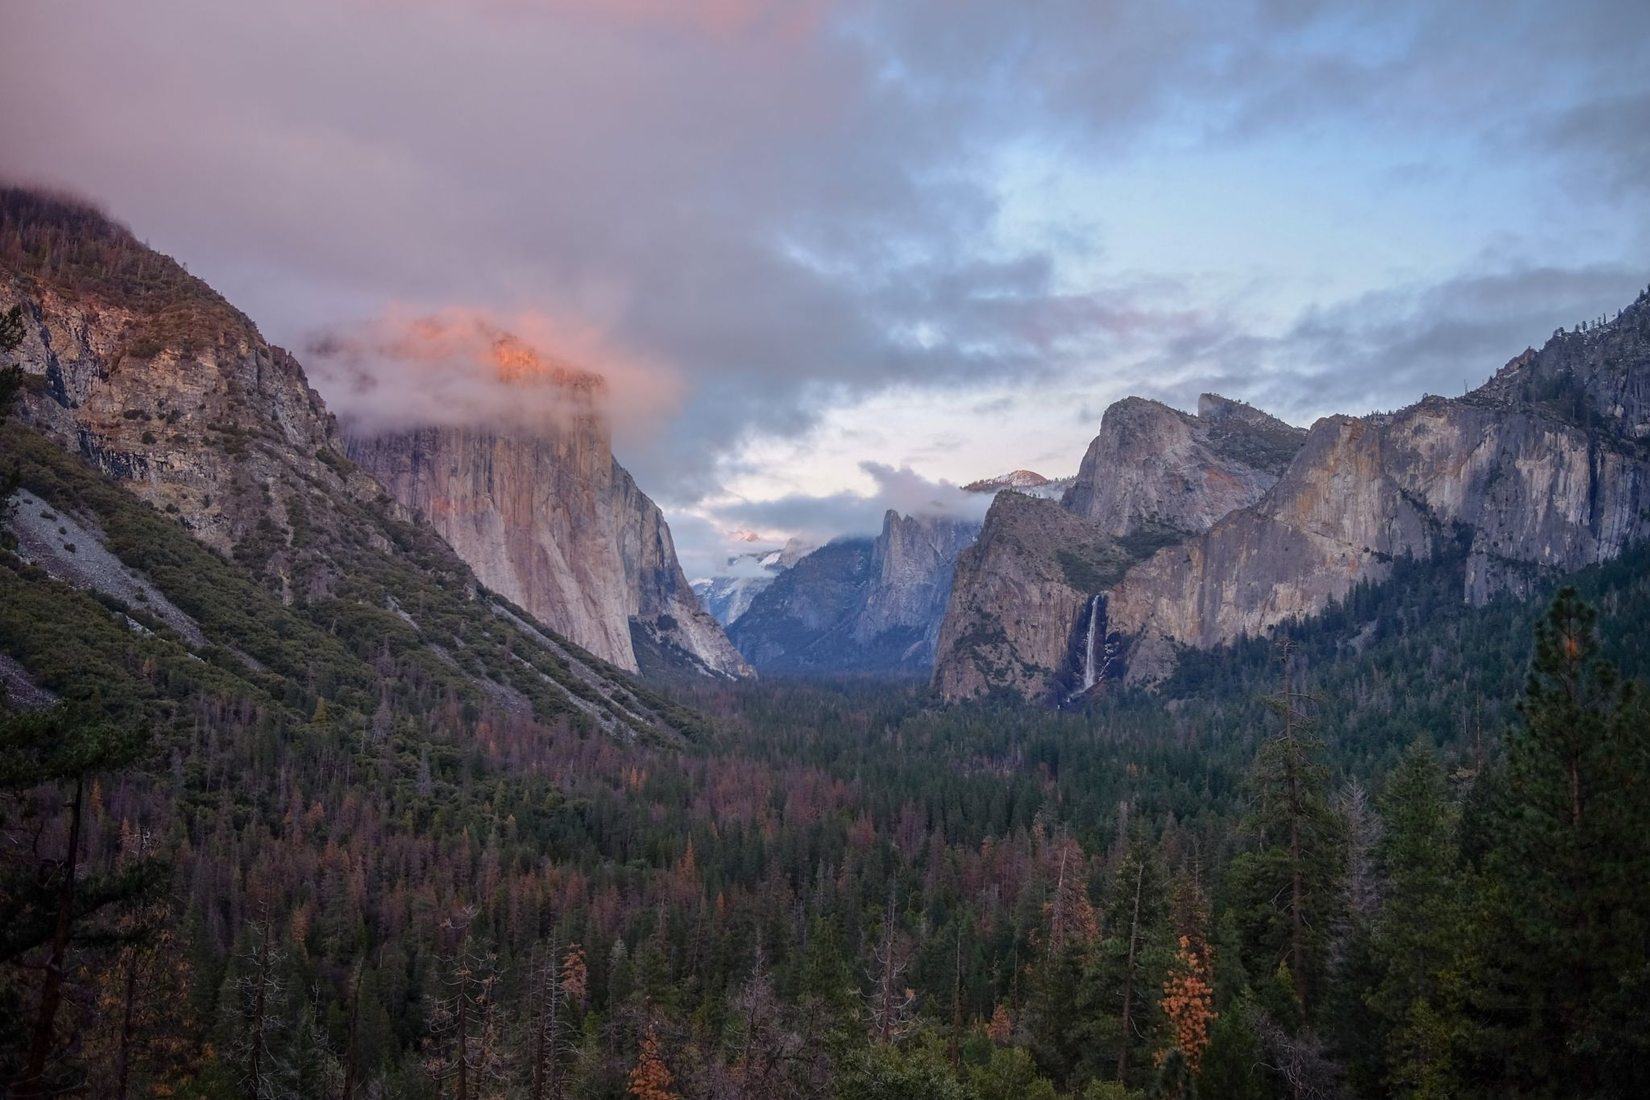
top-left (1062, 394), bottom-right (1305, 538)
top-left (1111, 298), bottom-right (1650, 680)
top-left (932, 492), bottom-right (1126, 702)
top-left (0, 187), bottom-right (717, 732)
top-left (937, 290), bottom-right (1650, 701)
top-left (729, 510), bottom-right (978, 676)
top-left (347, 419), bottom-right (749, 679)
top-left (935, 392), bottom-right (1306, 701)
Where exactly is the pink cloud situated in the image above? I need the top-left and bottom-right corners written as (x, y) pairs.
top-left (307, 306), bottom-right (684, 445)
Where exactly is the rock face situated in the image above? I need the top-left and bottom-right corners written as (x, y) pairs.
top-left (855, 511), bottom-right (979, 654)
top-left (0, 198), bottom-right (380, 602)
top-left (0, 187), bottom-right (704, 735)
top-left (1111, 300), bottom-right (1650, 680)
top-left (729, 511), bottom-right (978, 676)
top-left (938, 290), bottom-right (1650, 699)
top-left (347, 421), bottom-right (750, 679)
top-left (1062, 394), bottom-right (1305, 539)
top-left (933, 492), bottom-right (1124, 702)
top-left (935, 393), bottom-right (1307, 701)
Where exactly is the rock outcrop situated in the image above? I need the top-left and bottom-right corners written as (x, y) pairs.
top-left (0, 201), bottom-right (380, 603)
top-left (0, 187), bottom-right (725, 732)
top-left (938, 290), bottom-right (1650, 699)
top-left (1063, 394), bottom-right (1305, 539)
top-left (346, 419), bottom-right (749, 680)
top-left (935, 392), bottom-right (1307, 701)
top-left (933, 492), bottom-right (1125, 702)
top-left (1111, 301), bottom-right (1650, 679)
top-left (729, 510), bottom-right (979, 676)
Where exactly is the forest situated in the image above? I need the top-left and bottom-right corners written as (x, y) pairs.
top-left (3, 298), bottom-right (1650, 1096)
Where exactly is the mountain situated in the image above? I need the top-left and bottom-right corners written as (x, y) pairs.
top-left (692, 537), bottom-right (814, 626)
top-left (728, 510), bottom-right (978, 676)
top-left (936, 294), bottom-right (1650, 701)
top-left (347, 420), bottom-right (750, 680)
top-left (1111, 299), bottom-right (1650, 681)
top-left (963, 468), bottom-right (1073, 500)
top-left (935, 391), bottom-right (1307, 701)
top-left (1061, 394), bottom-right (1305, 537)
top-left (932, 492), bottom-right (1125, 701)
top-left (0, 187), bottom-right (707, 735)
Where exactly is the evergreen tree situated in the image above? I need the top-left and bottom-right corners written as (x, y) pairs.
top-left (1227, 647), bottom-right (1346, 1019)
top-left (1082, 832), bottom-right (1169, 1088)
top-left (1369, 740), bottom-right (1470, 1097)
top-left (1471, 589), bottom-right (1650, 1096)
top-left (1, 704), bottom-right (154, 1096)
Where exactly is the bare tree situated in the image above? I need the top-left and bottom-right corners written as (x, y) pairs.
top-left (864, 889), bottom-right (914, 1044)
top-left (528, 938), bottom-right (577, 1100)
top-left (424, 907), bottom-right (507, 1100)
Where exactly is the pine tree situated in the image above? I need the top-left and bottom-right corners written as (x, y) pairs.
top-left (628, 1025), bottom-right (679, 1100)
top-left (1, 704), bottom-right (154, 1097)
top-left (1084, 832), bottom-right (1168, 1088)
top-left (1369, 741), bottom-right (1469, 1097)
top-left (1228, 645), bottom-right (1346, 1018)
top-left (1472, 589), bottom-right (1650, 1095)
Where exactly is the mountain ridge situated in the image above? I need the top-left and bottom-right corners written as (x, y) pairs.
top-left (934, 288), bottom-right (1650, 701)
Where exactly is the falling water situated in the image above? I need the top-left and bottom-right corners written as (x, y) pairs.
top-left (1081, 594), bottom-right (1102, 692)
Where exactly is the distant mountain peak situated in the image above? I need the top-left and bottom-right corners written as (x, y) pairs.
top-left (962, 469), bottom-right (1050, 492)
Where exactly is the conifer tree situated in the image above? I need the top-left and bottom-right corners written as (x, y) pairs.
top-left (1369, 740), bottom-right (1469, 1097)
top-left (1473, 589), bottom-right (1650, 1095)
top-left (1228, 645), bottom-right (1346, 1018)
top-left (1, 704), bottom-right (153, 1097)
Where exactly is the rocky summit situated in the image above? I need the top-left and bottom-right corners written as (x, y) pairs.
top-left (935, 293), bottom-right (1650, 701)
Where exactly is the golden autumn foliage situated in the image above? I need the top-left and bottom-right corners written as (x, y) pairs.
top-left (629, 1026), bottom-right (680, 1100)
top-left (1157, 935), bottom-right (1216, 1073)
top-left (987, 1003), bottom-right (1014, 1045)
top-left (561, 943), bottom-right (589, 1006)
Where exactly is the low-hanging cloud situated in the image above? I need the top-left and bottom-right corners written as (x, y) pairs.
top-left (707, 461), bottom-right (991, 551)
top-left (306, 307), bottom-right (683, 445)
top-left (3, 0), bottom-right (1647, 574)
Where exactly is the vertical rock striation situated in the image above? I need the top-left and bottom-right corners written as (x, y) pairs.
top-left (347, 420), bottom-right (750, 679)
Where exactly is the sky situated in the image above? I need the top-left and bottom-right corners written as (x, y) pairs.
top-left (4, 0), bottom-right (1648, 578)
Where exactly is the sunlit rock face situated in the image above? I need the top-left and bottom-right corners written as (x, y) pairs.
top-left (3, 254), bottom-right (391, 607)
top-left (348, 415), bottom-right (750, 679)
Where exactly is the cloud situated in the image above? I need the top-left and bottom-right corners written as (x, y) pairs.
top-left (2, 0), bottom-right (1647, 576)
top-left (1125, 264), bottom-right (1649, 424)
top-left (696, 461), bottom-right (990, 570)
top-left (305, 307), bottom-right (682, 445)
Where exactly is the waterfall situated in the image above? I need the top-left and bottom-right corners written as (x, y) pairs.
top-left (1081, 594), bottom-right (1102, 692)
